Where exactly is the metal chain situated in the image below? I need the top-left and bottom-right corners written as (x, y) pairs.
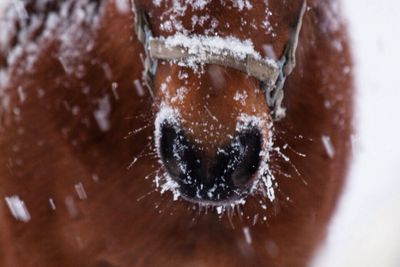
top-left (264, 0), bottom-right (307, 120)
top-left (132, 1), bottom-right (156, 99)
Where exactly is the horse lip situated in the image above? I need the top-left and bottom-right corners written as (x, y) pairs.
top-left (179, 192), bottom-right (250, 207)
top-left (176, 182), bottom-right (254, 207)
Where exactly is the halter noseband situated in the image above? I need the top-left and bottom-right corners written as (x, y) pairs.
top-left (132, 0), bottom-right (307, 121)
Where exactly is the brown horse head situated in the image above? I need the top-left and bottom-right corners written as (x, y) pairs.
top-left (134, 0), bottom-right (307, 206)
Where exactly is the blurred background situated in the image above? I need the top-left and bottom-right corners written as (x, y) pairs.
top-left (1, 0), bottom-right (399, 266)
top-left (312, 0), bottom-right (400, 266)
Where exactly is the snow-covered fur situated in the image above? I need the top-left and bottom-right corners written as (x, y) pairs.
top-left (0, 1), bottom-right (353, 266)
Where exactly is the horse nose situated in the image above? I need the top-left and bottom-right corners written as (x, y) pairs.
top-left (158, 122), bottom-right (262, 203)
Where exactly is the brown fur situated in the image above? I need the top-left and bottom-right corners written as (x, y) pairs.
top-left (0, 1), bottom-right (353, 266)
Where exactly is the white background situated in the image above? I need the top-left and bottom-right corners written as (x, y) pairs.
top-left (1, 0), bottom-right (399, 266)
top-left (313, 0), bottom-right (400, 266)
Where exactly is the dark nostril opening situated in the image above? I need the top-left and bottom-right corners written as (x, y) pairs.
top-left (159, 121), bottom-right (262, 202)
top-left (159, 123), bottom-right (201, 181)
top-left (230, 129), bottom-right (262, 187)
top-left (159, 123), bottom-right (181, 178)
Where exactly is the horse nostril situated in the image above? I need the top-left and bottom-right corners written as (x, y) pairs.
top-left (158, 121), bottom-right (263, 203)
top-left (159, 123), bottom-right (184, 179)
top-left (159, 123), bottom-right (201, 181)
top-left (230, 129), bottom-right (263, 187)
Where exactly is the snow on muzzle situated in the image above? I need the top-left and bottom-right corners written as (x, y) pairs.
top-left (154, 106), bottom-right (269, 205)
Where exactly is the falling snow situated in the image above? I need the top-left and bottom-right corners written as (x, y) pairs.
top-left (243, 226), bottom-right (252, 244)
top-left (94, 95), bottom-right (111, 132)
top-left (49, 198), bottom-right (56, 210)
top-left (74, 182), bottom-right (87, 200)
top-left (133, 79), bottom-right (145, 97)
top-left (5, 195), bottom-right (31, 222)
top-left (321, 135), bottom-right (335, 158)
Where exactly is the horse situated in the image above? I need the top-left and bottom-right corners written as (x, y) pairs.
top-left (0, 0), bottom-right (353, 266)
